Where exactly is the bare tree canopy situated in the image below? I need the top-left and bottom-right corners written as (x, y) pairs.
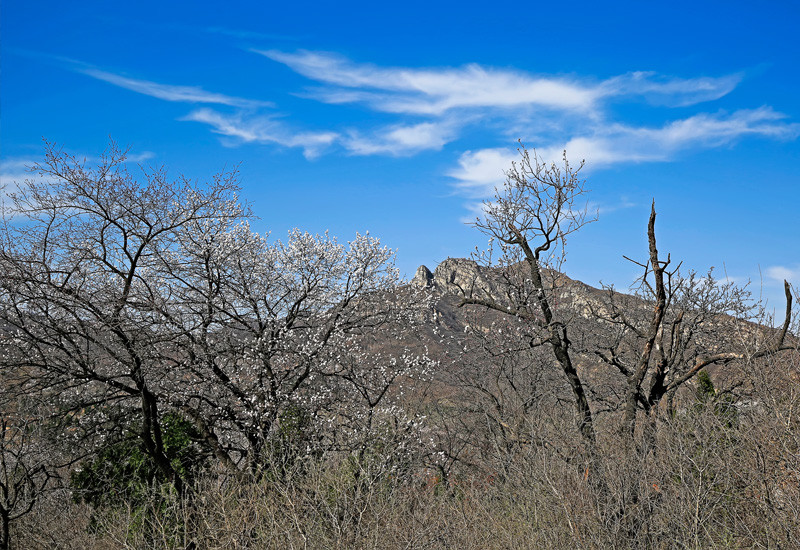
top-left (0, 142), bottom-right (432, 494)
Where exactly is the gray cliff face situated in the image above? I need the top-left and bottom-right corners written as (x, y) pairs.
top-left (412, 265), bottom-right (434, 288)
top-left (417, 258), bottom-right (613, 321)
top-left (412, 259), bottom-right (481, 292)
top-left (436, 258), bottom-right (493, 298)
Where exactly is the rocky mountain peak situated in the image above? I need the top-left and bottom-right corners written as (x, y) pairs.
top-left (412, 265), bottom-right (434, 288)
top-left (411, 258), bottom-right (499, 299)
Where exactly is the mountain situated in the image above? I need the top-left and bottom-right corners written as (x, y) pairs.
top-left (400, 257), bottom-right (794, 412)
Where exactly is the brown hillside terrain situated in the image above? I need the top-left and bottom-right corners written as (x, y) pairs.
top-left (395, 258), bottom-right (798, 417)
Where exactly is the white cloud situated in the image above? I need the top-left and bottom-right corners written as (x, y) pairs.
top-left (63, 49), bottom-right (797, 181)
top-left (539, 108), bottom-right (799, 166)
top-left (252, 50), bottom-right (795, 184)
top-left (257, 50), bottom-right (745, 116)
top-left (766, 265), bottom-right (800, 284)
top-left (0, 159), bottom-right (34, 195)
top-left (182, 108), bottom-right (339, 159)
top-left (187, 108), bottom-right (459, 158)
top-left (256, 49), bottom-right (602, 115)
top-left (644, 107), bottom-right (798, 145)
top-left (535, 136), bottom-right (654, 167)
top-left (600, 71), bottom-right (743, 107)
top-left (457, 191), bottom-right (629, 225)
top-left (447, 143), bottom-right (637, 197)
top-left (447, 148), bottom-right (519, 195)
top-left (0, 158), bottom-right (33, 175)
top-left (79, 68), bottom-right (271, 108)
top-left (125, 151), bottom-right (157, 163)
top-left (448, 108), bottom-right (799, 197)
top-left (1, 151), bottom-right (157, 197)
top-left (0, 158), bottom-right (55, 217)
top-left (343, 120), bottom-right (458, 156)
top-left (458, 200), bottom-right (496, 224)
top-left (588, 198), bottom-right (636, 215)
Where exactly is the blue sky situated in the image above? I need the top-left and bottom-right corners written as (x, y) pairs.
top-left (2, 0), bottom-right (799, 315)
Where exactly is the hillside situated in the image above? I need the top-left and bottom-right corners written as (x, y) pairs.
top-left (399, 257), bottom-right (796, 417)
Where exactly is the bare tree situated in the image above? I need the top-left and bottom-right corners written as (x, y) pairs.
top-left (0, 141), bottom-right (245, 495)
top-left (457, 144), bottom-right (796, 450)
top-left (592, 204), bottom-right (795, 441)
top-left (162, 223), bottom-right (433, 476)
top-left (0, 416), bottom-right (56, 550)
top-left (0, 141), bottom-right (433, 510)
top-left (458, 146), bottom-right (598, 445)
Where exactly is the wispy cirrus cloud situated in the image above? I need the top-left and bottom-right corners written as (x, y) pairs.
top-left (0, 159), bottom-right (34, 198)
top-left (183, 108), bottom-right (460, 158)
top-left (62, 57), bottom-right (336, 156)
top-left (79, 67), bottom-right (271, 108)
top-left (599, 71), bottom-right (743, 107)
top-left (446, 148), bottom-right (519, 196)
top-left (342, 120), bottom-right (460, 156)
top-left (256, 49), bottom-right (603, 115)
top-left (252, 49), bottom-right (798, 192)
top-left (182, 108), bottom-right (339, 159)
top-left (61, 48), bottom-right (799, 189)
top-left (590, 198), bottom-right (637, 215)
top-left (1, 151), bottom-right (157, 193)
top-left (256, 49), bottom-right (744, 116)
top-left (0, 162), bottom-right (29, 217)
top-left (203, 27), bottom-right (303, 42)
top-left (124, 151), bottom-right (157, 163)
top-left (535, 107), bottom-right (799, 166)
top-left (627, 106), bottom-right (798, 148)
top-left (450, 108), bottom-right (800, 195)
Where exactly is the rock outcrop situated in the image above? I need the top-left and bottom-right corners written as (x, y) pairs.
top-left (431, 258), bottom-right (498, 299)
top-left (412, 265), bottom-right (434, 288)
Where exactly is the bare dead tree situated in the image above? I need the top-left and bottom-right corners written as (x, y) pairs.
top-left (456, 144), bottom-right (796, 452)
top-left (592, 202), bottom-right (795, 441)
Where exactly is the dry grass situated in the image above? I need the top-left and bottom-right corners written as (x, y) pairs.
top-left (11, 405), bottom-right (799, 550)
top-left (8, 350), bottom-right (800, 550)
